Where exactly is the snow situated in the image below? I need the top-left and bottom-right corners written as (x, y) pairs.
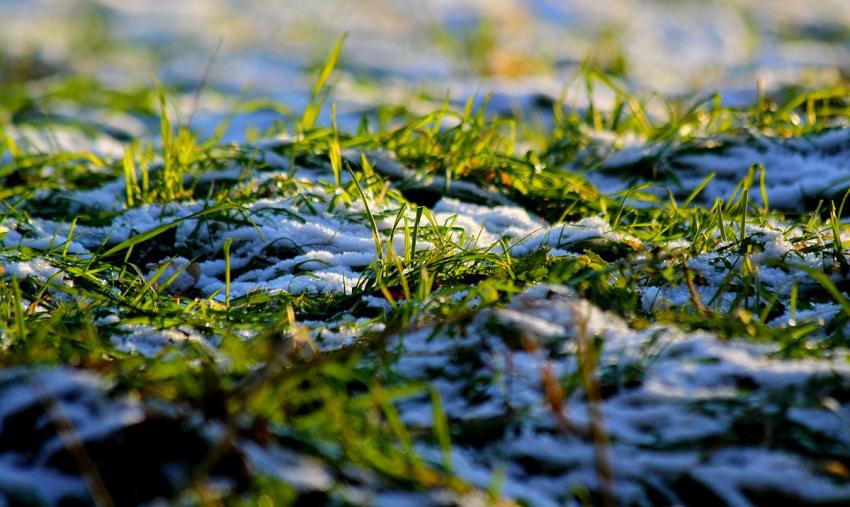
top-left (7, 0), bottom-right (850, 100)
top-left (5, 141), bottom-right (849, 503)
top-left (109, 324), bottom-right (208, 357)
top-left (1, 258), bottom-right (62, 283)
top-left (389, 284), bottom-right (850, 506)
top-left (4, 159), bottom-right (627, 305)
top-left (4, 1), bottom-right (850, 504)
top-left (590, 128), bottom-right (850, 212)
top-left (5, 131), bottom-right (850, 503)
top-left (6, 125), bottom-right (127, 159)
top-left (0, 368), bottom-right (142, 504)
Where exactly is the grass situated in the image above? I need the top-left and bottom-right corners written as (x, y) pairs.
top-left (2, 37), bottom-right (850, 506)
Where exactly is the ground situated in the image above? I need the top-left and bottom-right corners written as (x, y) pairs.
top-left (1, 1), bottom-right (850, 506)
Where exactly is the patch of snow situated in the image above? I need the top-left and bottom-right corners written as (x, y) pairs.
top-left (390, 284), bottom-right (850, 506)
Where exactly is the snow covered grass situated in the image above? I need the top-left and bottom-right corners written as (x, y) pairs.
top-left (3, 33), bottom-right (850, 507)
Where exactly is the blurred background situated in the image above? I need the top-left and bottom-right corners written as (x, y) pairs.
top-left (3, 0), bottom-right (850, 138)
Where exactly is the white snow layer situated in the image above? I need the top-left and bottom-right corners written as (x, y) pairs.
top-left (591, 128), bottom-right (850, 211)
top-left (391, 284), bottom-right (850, 507)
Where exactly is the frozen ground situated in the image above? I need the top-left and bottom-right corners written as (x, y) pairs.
top-left (2, 1), bottom-right (850, 506)
top-left (4, 135), bottom-right (850, 505)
